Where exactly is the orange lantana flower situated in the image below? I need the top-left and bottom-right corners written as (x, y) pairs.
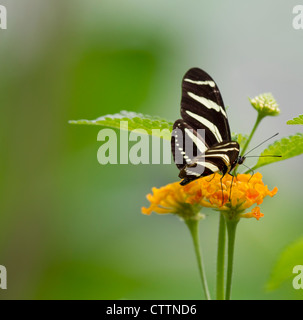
top-left (141, 181), bottom-right (203, 219)
top-left (142, 172), bottom-right (277, 220)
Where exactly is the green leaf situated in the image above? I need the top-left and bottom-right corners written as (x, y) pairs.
top-left (232, 132), bottom-right (249, 151)
top-left (69, 110), bottom-right (254, 146)
top-left (267, 237), bottom-right (303, 291)
top-left (69, 111), bottom-right (173, 140)
top-left (287, 115), bottom-right (303, 125)
top-left (251, 133), bottom-right (303, 170)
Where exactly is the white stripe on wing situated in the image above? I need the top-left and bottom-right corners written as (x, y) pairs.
top-left (185, 110), bottom-right (223, 143)
top-left (187, 92), bottom-right (227, 118)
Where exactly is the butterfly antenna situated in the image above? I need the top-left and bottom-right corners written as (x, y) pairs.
top-left (243, 133), bottom-right (279, 157)
top-left (245, 155), bottom-right (282, 158)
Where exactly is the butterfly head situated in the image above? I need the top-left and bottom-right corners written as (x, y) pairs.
top-left (237, 155), bottom-right (246, 165)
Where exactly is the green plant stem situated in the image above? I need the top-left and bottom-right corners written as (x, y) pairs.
top-left (225, 217), bottom-right (239, 300)
top-left (216, 213), bottom-right (226, 300)
top-left (185, 218), bottom-right (211, 300)
top-left (240, 113), bottom-right (264, 156)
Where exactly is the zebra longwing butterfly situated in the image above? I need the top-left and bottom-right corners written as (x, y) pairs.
top-left (171, 68), bottom-right (245, 186)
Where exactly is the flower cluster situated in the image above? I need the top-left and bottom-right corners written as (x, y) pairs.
top-left (142, 173), bottom-right (278, 221)
top-left (249, 93), bottom-right (280, 117)
top-left (141, 181), bottom-right (203, 220)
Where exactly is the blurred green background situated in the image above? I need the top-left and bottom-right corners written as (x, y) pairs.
top-left (1, 0), bottom-right (303, 300)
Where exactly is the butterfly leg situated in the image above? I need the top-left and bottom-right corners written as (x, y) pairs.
top-left (220, 174), bottom-right (224, 206)
top-left (228, 173), bottom-right (235, 202)
top-left (206, 173), bottom-right (216, 182)
top-left (220, 167), bottom-right (229, 206)
top-left (240, 163), bottom-right (255, 181)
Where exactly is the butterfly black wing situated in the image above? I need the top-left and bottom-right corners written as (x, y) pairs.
top-left (171, 119), bottom-right (209, 170)
top-left (171, 68), bottom-right (239, 185)
top-left (181, 68), bottom-right (231, 146)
